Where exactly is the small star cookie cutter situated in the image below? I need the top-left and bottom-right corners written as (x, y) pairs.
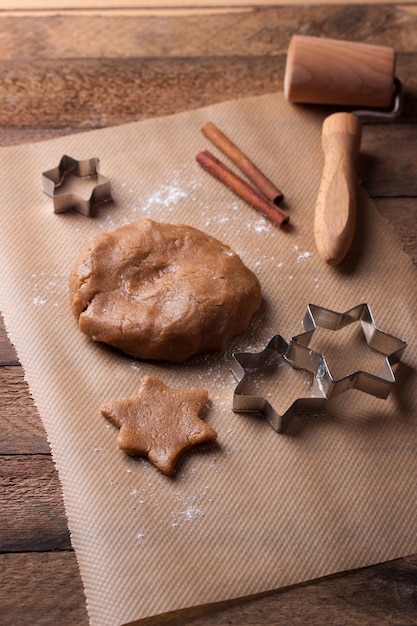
top-left (286, 303), bottom-right (407, 400)
top-left (231, 334), bottom-right (327, 433)
top-left (41, 155), bottom-right (112, 217)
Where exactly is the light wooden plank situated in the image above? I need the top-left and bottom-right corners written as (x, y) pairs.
top-left (1, 0), bottom-right (414, 12)
top-left (1, 5), bottom-right (416, 60)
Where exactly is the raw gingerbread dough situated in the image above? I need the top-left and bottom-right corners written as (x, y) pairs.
top-left (69, 219), bottom-right (262, 362)
top-left (101, 374), bottom-right (216, 476)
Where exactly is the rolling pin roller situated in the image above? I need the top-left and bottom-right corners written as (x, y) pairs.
top-left (284, 35), bottom-right (402, 265)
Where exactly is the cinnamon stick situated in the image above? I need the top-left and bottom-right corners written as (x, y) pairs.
top-left (202, 122), bottom-right (284, 205)
top-left (196, 150), bottom-right (289, 226)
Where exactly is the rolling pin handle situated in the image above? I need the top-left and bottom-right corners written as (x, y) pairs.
top-left (314, 112), bottom-right (362, 265)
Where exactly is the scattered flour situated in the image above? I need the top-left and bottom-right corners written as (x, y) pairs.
top-left (33, 295), bottom-right (47, 306)
top-left (252, 218), bottom-right (271, 233)
top-left (171, 486), bottom-right (211, 528)
top-left (297, 251), bottom-right (313, 262)
top-left (145, 185), bottom-right (188, 209)
top-left (292, 244), bottom-right (313, 263)
top-left (130, 487), bottom-right (145, 504)
top-left (136, 532), bottom-right (145, 545)
top-left (30, 272), bottom-right (65, 307)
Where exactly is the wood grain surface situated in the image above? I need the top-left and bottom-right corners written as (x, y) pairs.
top-left (1, 5), bottom-right (417, 625)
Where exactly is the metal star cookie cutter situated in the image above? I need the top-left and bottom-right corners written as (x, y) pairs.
top-left (231, 334), bottom-right (326, 432)
top-left (41, 155), bottom-right (112, 217)
top-left (286, 303), bottom-right (407, 400)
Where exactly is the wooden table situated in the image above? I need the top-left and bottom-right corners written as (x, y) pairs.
top-left (1, 5), bottom-right (417, 624)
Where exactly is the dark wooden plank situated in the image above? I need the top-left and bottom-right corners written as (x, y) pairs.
top-left (0, 552), bottom-right (88, 626)
top-left (374, 198), bottom-right (417, 265)
top-left (0, 366), bottom-right (50, 454)
top-left (0, 55), bottom-right (415, 134)
top-left (0, 454), bottom-right (71, 551)
top-left (0, 313), bottom-right (18, 365)
top-left (0, 56), bottom-right (283, 131)
top-left (358, 123), bottom-right (417, 197)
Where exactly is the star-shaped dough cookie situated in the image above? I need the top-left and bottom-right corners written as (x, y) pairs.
top-left (100, 375), bottom-right (217, 476)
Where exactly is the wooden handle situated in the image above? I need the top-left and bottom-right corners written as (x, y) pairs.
top-left (314, 112), bottom-right (362, 265)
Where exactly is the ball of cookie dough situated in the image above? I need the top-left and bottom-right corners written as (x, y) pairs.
top-left (69, 219), bottom-right (262, 362)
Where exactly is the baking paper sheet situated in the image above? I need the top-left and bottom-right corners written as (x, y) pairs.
top-left (0, 93), bottom-right (416, 626)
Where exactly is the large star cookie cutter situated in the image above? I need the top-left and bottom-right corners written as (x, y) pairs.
top-left (286, 303), bottom-right (407, 400)
top-left (41, 155), bottom-right (112, 217)
top-left (231, 334), bottom-right (326, 432)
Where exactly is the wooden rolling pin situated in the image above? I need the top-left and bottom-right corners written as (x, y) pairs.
top-left (284, 35), bottom-right (398, 265)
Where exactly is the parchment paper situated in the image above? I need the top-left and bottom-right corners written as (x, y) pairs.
top-left (0, 93), bottom-right (416, 626)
